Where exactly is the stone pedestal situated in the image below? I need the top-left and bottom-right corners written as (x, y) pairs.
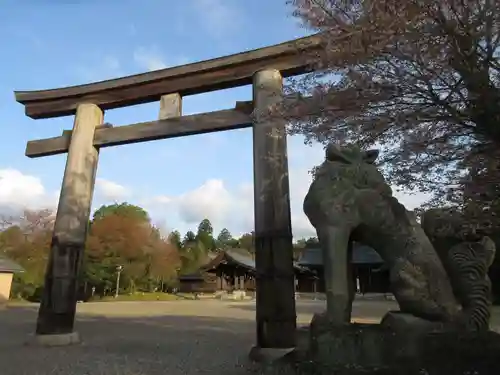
top-left (310, 320), bottom-right (392, 369)
top-left (26, 331), bottom-right (80, 347)
top-left (299, 311), bottom-right (500, 374)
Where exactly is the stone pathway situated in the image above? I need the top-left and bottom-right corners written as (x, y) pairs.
top-left (1, 299), bottom-right (499, 374)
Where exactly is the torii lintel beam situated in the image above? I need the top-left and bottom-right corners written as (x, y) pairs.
top-left (15, 34), bottom-right (323, 119)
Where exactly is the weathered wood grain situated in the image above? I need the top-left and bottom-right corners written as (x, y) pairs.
top-left (159, 93), bottom-right (182, 120)
top-left (252, 69), bottom-right (296, 349)
top-left (26, 108), bottom-right (252, 158)
top-left (36, 103), bottom-right (102, 336)
top-left (62, 122), bottom-right (112, 137)
top-left (15, 34), bottom-right (323, 119)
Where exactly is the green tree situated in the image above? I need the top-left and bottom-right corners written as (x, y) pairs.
top-left (195, 219), bottom-right (216, 251)
top-left (238, 232), bottom-right (254, 251)
top-left (217, 228), bottom-right (232, 244)
top-left (197, 218), bottom-right (213, 236)
top-left (179, 240), bottom-right (209, 275)
top-left (93, 202), bottom-right (150, 223)
top-left (216, 227), bottom-right (240, 249)
top-left (293, 237), bottom-right (319, 260)
top-left (183, 230), bottom-right (196, 245)
top-left (197, 231), bottom-right (216, 252)
top-left (304, 237), bottom-right (319, 248)
top-left (0, 210), bottom-right (53, 301)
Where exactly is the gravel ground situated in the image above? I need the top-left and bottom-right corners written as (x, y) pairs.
top-left (1, 299), bottom-right (498, 375)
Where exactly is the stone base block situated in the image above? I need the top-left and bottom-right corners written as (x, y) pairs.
top-left (380, 310), bottom-right (445, 332)
top-left (305, 311), bottom-right (500, 374)
top-left (26, 331), bottom-right (81, 347)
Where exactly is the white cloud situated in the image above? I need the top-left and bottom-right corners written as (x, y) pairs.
top-left (0, 169), bottom-right (58, 213)
top-left (143, 170), bottom-right (316, 239)
top-left (144, 179), bottom-right (248, 233)
top-left (289, 168), bottom-right (317, 238)
top-left (95, 178), bottom-right (131, 201)
top-left (177, 179), bottom-right (233, 224)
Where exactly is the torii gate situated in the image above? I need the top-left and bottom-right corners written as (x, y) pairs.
top-left (14, 34), bottom-right (323, 350)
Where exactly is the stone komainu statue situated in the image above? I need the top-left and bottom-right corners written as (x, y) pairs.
top-left (447, 238), bottom-right (495, 331)
top-left (422, 209), bottom-right (496, 331)
top-left (304, 143), bottom-right (496, 331)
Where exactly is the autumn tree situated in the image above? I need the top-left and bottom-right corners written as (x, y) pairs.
top-left (84, 211), bottom-right (178, 295)
top-left (0, 209), bottom-right (54, 300)
top-left (142, 226), bottom-right (180, 292)
top-left (93, 202), bottom-right (150, 223)
top-left (284, 0), bottom-right (500, 221)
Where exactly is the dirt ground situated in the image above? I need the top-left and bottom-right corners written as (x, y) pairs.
top-left (1, 299), bottom-right (499, 375)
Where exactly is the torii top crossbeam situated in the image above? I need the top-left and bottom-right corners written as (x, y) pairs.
top-left (15, 34), bottom-right (322, 120)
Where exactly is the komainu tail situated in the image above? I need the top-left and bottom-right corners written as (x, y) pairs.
top-left (446, 236), bottom-right (496, 331)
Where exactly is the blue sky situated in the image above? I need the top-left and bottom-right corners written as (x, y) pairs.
top-left (0, 0), bottom-right (429, 239)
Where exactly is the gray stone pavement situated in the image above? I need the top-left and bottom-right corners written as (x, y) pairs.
top-left (1, 299), bottom-right (500, 375)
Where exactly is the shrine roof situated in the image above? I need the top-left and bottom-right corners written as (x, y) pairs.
top-left (0, 256), bottom-right (24, 273)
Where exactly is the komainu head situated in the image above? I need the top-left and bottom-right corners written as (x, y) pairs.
top-left (314, 143), bottom-right (391, 198)
top-left (325, 143), bottom-right (379, 165)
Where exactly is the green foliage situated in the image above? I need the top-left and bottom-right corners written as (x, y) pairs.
top-left (179, 239), bottom-right (209, 275)
top-left (294, 237), bottom-right (319, 260)
top-left (238, 232), bottom-right (254, 251)
top-left (216, 228), bottom-right (233, 248)
top-left (196, 231), bottom-right (216, 252)
top-left (168, 230), bottom-right (182, 249)
top-left (80, 257), bottom-right (115, 292)
top-left (295, 237), bottom-right (320, 249)
top-left (197, 218), bottom-right (213, 236)
top-left (183, 231), bottom-right (196, 244)
top-left (189, 219), bottom-right (215, 252)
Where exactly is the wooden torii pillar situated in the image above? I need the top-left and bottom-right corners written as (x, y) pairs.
top-left (35, 103), bottom-right (102, 345)
top-left (252, 69), bottom-right (296, 350)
